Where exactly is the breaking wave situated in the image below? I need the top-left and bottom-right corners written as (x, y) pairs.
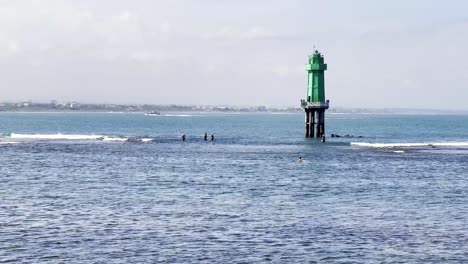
top-left (351, 141), bottom-right (468, 148)
top-left (163, 114), bottom-right (193, 117)
top-left (0, 141), bottom-right (21, 145)
top-left (2, 133), bottom-right (153, 143)
top-left (8, 133), bottom-right (104, 140)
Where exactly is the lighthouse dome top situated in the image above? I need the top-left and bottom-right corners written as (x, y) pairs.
top-left (309, 50), bottom-right (325, 64)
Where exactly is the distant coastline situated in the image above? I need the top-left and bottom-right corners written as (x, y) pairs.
top-left (1, 101), bottom-right (467, 115)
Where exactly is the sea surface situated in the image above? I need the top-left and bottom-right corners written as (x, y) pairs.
top-left (1, 112), bottom-right (467, 263)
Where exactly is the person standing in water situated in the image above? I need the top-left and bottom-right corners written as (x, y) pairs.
top-left (182, 133), bottom-right (186, 141)
top-left (204, 132), bottom-right (208, 141)
top-left (211, 133), bottom-right (214, 141)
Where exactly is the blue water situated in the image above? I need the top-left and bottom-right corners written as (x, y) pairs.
top-left (1, 112), bottom-right (468, 263)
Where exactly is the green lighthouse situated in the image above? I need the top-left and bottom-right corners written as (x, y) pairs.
top-left (301, 50), bottom-right (330, 138)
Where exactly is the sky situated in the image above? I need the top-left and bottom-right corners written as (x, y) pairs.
top-left (0, 0), bottom-right (467, 109)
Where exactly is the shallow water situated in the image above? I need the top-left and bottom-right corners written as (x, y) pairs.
top-left (1, 113), bottom-right (468, 263)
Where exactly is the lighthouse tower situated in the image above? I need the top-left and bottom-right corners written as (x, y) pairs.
top-left (301, 50), bottom-right (329, 138)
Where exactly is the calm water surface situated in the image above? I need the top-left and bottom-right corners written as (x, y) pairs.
top-left (1, 113), bottom-right (467, 263)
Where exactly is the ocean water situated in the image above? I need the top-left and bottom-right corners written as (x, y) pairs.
top-left (1, 112), bottom-right (467, 263)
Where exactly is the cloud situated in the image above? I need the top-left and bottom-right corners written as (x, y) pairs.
top-left (0, 0), bottom-right (467, 109)
top-left (111, 11), bottom-right (138, 28)
top-left (160, 22), bottom-right (171, 34)
top-left (8, 40), bottom-right (20, 53)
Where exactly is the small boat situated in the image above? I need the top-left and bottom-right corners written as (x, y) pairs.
top-left (144, 111), bottom-right (161, 116)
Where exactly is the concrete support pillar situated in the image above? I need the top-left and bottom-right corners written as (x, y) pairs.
top-left (313, 110), bottom-right (324, 138)
top-left (309, 110), bottom-right (315, 138)
top-left (316, 110), bottom-right (321, 138)
top-left (321, 110), bottom-right (325, 138)
top-left (314, 111), bottom-right (319, 138)
top-left (305, 108), bottom-right (327, 139)
top-left (320, 111), bottom-right (326, 138)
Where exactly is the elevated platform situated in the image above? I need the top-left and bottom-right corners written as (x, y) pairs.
top-left (301, 100), bottom-right (329, 110)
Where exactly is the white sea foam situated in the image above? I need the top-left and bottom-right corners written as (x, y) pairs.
top-left (9, 133), bottom-right (105, 140)
top-left (102, 137), bottom-right (128, 142)
top-left (431, 142), bottom-right (468, 147)
top-left (351, 141), bottom-right (468, 148)
top-left (5, 133), bottom-right (155, 143)
top-left (163, 114), bottom-right (192, 117)
top-left (0, 141), bottom-right (21, 145)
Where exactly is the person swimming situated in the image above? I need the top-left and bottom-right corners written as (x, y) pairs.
top-left (298, 157), bottom-right (304, 162)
